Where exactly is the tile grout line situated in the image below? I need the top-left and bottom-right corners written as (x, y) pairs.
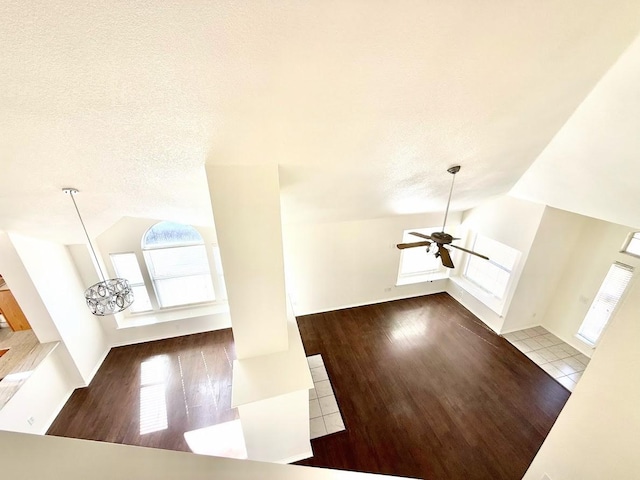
top-left (307, 354), bottom-right (346, 440)
top-left (502, 327), bottom-right (590, 392)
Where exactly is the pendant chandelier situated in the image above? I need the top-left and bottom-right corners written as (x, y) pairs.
top-left (63, 188), bottom-right (134, 316)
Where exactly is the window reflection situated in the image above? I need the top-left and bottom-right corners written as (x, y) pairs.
top-left (139, 356), bottom-right (169, 435)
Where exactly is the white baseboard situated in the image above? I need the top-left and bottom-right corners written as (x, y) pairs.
top-left (294, 289), bottom-right (447, 317)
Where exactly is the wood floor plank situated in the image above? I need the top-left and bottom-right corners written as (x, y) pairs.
top-left (47, 294), bottom-right (569, 479)
top-left (294, 293), bottom-right (570, 480)
top-left (47, 329), bottom-right (238, 452)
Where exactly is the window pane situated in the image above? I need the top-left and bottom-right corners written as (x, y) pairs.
top-left (142, 221), bottom-right (204, 248)
top-left (212, 246), bottom-right (228, 300)
top-left (146, 246), bottom-right (210, 278)
top-left (623, 232), bottom-right (640, 256)
top-left (111, 253), bottom-right (152, 313)
top-left (129, 285), bottom-right (153, 313)
top-left (212, 245), bottom-right (224, 274)
top-left (154, 275), bottom-right (215, 307)
top-left (398, 228), bottom-right (443, 276)
top-left (111, 253), bottom-right (145, 284)
top-left (473, 235), bottom-right (518, 270)
top-left (465, 256), bottom-right (510, 299)
top-left (578, 262), bottom-right (633, 345)
top-left (400, 247), bottom-right (441, 274)
top-left (463, 234), bottom-right (519, 299)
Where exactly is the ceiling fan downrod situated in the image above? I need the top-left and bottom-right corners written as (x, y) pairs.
top-left (441, 165), bottom-right (460, 232)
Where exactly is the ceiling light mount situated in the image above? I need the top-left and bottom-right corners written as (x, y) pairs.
top-left (63, 187), bottom-right (134, 316)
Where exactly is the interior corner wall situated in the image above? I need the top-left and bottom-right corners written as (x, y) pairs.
top-left (282, 212), bottom-right (456, 316)
top-left (537, 217), bottom-right (640, 356)
top-left (446, 195), bottom-right (546, 332)
top-left (523, 278), bottom-right (640, 480)
top-left (0, 231), bottom-right (61, 343)
top-left (9, 233), bottom-right (109, 385)
top-left (501, 207), bottom-right (588, 333)
top-left (67, 244), bottom-right (100, 289)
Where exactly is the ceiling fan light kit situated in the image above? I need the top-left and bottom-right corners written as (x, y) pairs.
top-left (63, 188), bottom-right (134, 316)
top-left (396, 165), bottom-right (489, 269)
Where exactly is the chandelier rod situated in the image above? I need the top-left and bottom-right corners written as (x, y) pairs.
top-left (64, 188), bottom-right (107, 284)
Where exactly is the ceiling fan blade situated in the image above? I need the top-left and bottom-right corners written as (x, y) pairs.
top-left (438, 245), bottom-right (455, 268)
top-left (409, 232), bottom-right (433, 241)
top-left (397, 241), bottom-right (431, 250)
top-left (449, 244), bottom-right (490, 260)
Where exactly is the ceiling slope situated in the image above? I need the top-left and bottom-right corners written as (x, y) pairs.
top-left (512, 33), bottom-right (640, 229)
top-left (1, 1), bottom-right (639, 242)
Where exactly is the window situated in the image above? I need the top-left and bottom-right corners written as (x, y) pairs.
top-left (397, 228), bottom-right (446, 284)
top-left (577, 262), bottom-right (633, 346)
top-left (621, 232), bottom-right (640, 258)
top-left (142, 222), bottom-right (215, 308)
top-left (110, 253), bottom-right (152, 313)
top-left (212, 245), bottom-right (228, 301)
top-left (463, 234), bottom-right (519, 299)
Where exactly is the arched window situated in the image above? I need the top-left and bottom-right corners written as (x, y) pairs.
top-left (142, 221), bottom-right (215, 308)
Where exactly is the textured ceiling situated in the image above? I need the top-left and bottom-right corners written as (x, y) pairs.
top-left (1, 1), bottom-right (640, 243)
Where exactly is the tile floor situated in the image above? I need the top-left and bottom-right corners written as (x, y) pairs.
top-left (502, 326), bottom-right (591, 392)
top-left (307, 354), bottom-right (346, 439)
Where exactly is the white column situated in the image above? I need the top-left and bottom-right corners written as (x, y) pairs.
top-left (206, 164), bottom-right (313, 463)
top-left (206, 164), bottom-right (289, 359)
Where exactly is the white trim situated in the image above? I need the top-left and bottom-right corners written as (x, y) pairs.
top-left (276, 450), bottom-right (314, 464)
top-left (41, 382), bottom-right (76, 435)
top-left (84, 346), bottom-right (112, 386)
top-left (293, 284), bottom-right (448, 317)
top-left (395, 271), bottom-right (449, 286)
top-left (620, 231), bottom-right (640, 258)
top-left (574, 333), bottom-right (596, 348)
top-left (116, 303), bottom-right (230, 330)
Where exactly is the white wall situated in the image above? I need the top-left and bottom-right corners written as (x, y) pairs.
top-left (0, 430), bottom-right (412, 480)
top-left (239, 390), bottom-right (311, 463)
top-left (538, 217), bottom-right (639, 356)
top-left (501, 207), bottom-right (588, 333)
top-left (109, 310), bottom-right (231, 347)
top-left (0, 346), bottom-right (80, 434)
top-left (523, 276), bottom-right (640, 480)
top-left (447, 196), bottom-right (546, 332)
top-left (9, 233), bottom-right (109, 384)
top-left (282, 212), bottom-right (458, 316)
top-left (0, 232), bottom-right (61, 343)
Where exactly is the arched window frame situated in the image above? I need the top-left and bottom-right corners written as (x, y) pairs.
top-left (141, 221), bottom-right (220, 309)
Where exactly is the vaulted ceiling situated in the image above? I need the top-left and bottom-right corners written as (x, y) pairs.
top-left (1, 1), bottom-right (639, 243)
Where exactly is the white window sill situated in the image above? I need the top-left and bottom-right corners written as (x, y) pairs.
top-left (116, 302), bottom-right (230, 329)
top-left (574, 333), bottom-right (596, 349)
top-left (396, 271), bottom-right (449, 286)
top-left (449, 276), bottom-right (506, 316)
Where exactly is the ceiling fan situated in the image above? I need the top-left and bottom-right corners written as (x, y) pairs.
top-left (396, 165), bottom-right (489, 269)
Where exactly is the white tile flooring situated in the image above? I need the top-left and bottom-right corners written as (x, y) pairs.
top-left (502, 327), bottom-right (590, 392)
top-left (307, 354), bottom-right (346, 439)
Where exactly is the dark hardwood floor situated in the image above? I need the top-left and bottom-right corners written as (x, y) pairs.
top-left (47, 329), bottom-right (237, 452)
top-left (47, 294), bottom-right (569, 479)
top-left (295, 293), bottom-right (570, 480)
